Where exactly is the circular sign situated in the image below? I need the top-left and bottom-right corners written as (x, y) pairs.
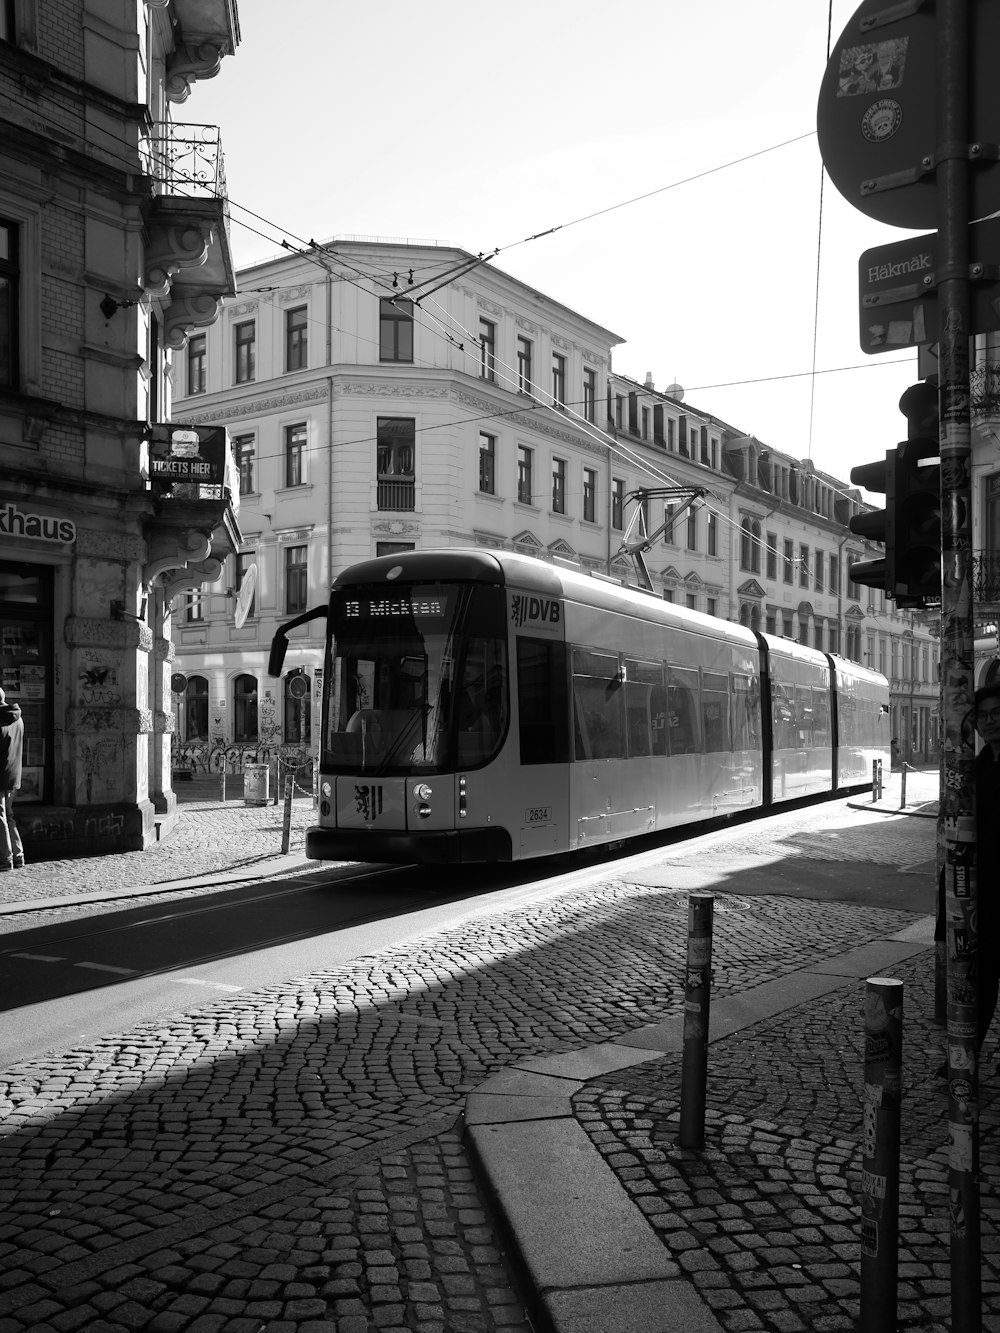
top-left (170, 672), bottom-right (187, 694)
top-left (234, 562), bottom-right (257, 629)
top-left (817, 0), bottom-right (1000, 229)
top-left (288, 673), bottom-right (309, 699)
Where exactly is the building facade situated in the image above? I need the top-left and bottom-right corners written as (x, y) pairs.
top-left (171, 239), bottom-right (939, 770)
top-left (0, 0), bottom-right (242, 855)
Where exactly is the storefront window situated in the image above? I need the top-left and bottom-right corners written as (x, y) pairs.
top-left (0, 561), bottom-right (53, 803)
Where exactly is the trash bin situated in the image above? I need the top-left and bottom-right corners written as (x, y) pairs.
top-left (244, 763), bottom-right (269, 806)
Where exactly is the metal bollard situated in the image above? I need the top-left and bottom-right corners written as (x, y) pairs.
top-left (280, 775), bottom-right (293, 854)
top-left (220, 766), bottom-right (226, 803)
top-left (899, 762), bottom-right (908, 810)
top-left (860, 976), bottom-right (903, 1333)
top-left (679, 893), bottom-right (714, 1149)
top-left (871, 759), bottom-right (883, 803)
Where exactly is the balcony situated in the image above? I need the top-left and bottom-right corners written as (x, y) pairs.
top-left (141, 121), bottom-right (236, 350)
top-left (377, 477), bottom-right (415, 511)
top-left (163, 0), bottom-right (241, 104)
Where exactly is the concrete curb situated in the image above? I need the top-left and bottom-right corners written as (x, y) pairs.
top-left (464, 918), bottom-right (935, 1333)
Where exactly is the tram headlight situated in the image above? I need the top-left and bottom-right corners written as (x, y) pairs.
top-left (414, 783), bottom-right (433, 801)
top-left (417, 803), bottom-right (432, 819)
top-left (321, 781), bottom-right (332, 798)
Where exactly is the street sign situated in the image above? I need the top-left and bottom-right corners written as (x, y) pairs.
top-left (817, 0), bottom-right (1000, 229)
top-left (859, 216), bottom-right (1000, 353)
top-left (170, 672), bottom-right (187, 694)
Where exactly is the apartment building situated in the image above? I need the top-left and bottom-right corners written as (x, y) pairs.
top-left (0, 1), bottom-right (242, 855)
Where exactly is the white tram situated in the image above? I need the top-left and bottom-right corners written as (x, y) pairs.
top-left (269, 549), bottom-right (890, 864)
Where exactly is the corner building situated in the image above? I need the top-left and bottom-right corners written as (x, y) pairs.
top-left (171, 238), bottom-right (937, 768)
top-left (0, 1), bottom-right (242, 856)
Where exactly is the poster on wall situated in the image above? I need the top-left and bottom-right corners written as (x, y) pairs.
top-left (19, 664), bottom-right (45, 699)
top-left (18, 768), bottom-right (43, 802)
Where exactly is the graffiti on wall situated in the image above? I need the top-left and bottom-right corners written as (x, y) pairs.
top-left (170, 736), bottom-right (313, 782)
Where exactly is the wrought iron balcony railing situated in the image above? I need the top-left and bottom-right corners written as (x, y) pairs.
top-left (142, 122), bottom-right (229, 217)
top-left (377, 478), bottom-right (415, 511)
top-left (970, 363), bottom-right (1000, 421)
top-left (972, 550), bottom-right (1000, 603)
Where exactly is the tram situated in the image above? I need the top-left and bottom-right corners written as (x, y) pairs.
top-left (268, 549), bottom-right (890, 864)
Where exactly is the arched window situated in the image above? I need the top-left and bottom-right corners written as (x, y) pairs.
top-left (740, 517), bottom-right (761, 573)
top-left (185, 675), bottom-right (208, 740)
top-left (284, 670), bottom-right (311, 744)
top-left (234, 673), bottom-right (258, 741)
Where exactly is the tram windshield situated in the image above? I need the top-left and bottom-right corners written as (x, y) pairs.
top-left (323, 582), bottom-right (509, 776)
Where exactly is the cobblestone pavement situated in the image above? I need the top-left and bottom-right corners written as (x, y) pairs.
top-left (0, 778), bottom-right (958, 1332)
top-left (575, 948), bottom-right (1000, 1332)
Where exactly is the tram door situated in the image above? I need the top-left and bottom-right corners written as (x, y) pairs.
top-left (508, 589), bottom-right (570, 857)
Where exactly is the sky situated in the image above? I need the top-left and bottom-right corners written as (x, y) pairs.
top-left (190, 0), bottom-right (928, 497)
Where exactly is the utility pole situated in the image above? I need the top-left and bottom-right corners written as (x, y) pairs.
top-left (937, 2), bottom-right (980, 1323)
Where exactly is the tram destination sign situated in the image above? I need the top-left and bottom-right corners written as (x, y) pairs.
top-left (342, 590), bottom-right (453, 621)
top-left (859, 215), bottom-right (1000, 353)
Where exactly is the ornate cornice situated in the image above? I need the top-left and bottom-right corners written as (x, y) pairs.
top-left (175, 385), bottom-right (328, 422)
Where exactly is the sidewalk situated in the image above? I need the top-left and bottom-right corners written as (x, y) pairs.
top-left (1, 784), bottom-right (991, 1333)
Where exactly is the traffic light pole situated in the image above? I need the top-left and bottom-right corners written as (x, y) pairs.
top-left (937, 2), bottom-right (981, 1325)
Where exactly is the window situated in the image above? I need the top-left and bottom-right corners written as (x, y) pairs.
top-left (612, 477), bottom-right (624, 530)
top-left (583, 368), bottom-right (596, 423)
top-left (583, 467), bottom-right (597, 523)
top-left (782, 611), bottom-right (794, 638)
top-left (187, 333), bottom-right (206, 395)
top-left (686, 506), bottom-right (697, 551)
top-left (479, 319), bottom-right (496, 382)
top-left (552, 457), bottom-right (566, 514)
top-left (377, 417), bottom-right (416, 511)
top-left (185, 591), bottom-right (204, 623)
top-left (815, 622), bottom-right (825, 651)
top-left (708, 512), bottom-right (718, 557)
top-left (284, 423), bottom-right (306, 487)
top-left (479, 432), bottom-right (496, 495)
top-left (285, 544), bottom-right (308, 613)
top-left (234, 434), bottom-right (255, 495)
top-left (829, 554), bottom-right (839, 597)
top-left (686, 593), bottom-right (697, 610)
top-left (614, 395), bottom-right (624, 429)
top-left (815, 550), bottom-right (824, 591)
top-left (234, 320), bottom-right (255, 384)
top-left (740, 517), bottom-right (761, 573)
top-left (286, 305), bottom-right (307, 371)
top-left (233, 674), bottom-right (258, 742)
top-left (707, 597), bottom-right (717, 617)
top-left (766, 531), bottom-right (777, 580)
top-left (380, 297), bottom-right (413, 362)
top-left (518, 639), bottom-right (569, 764)
top-left (184, 676), bottom-right (208, 741)
top-left (573, 647), bottom-right (624, 759)
top-left (0, 2), bottom-right (15, 42)
top-left (517, 445), bottom-right (533, 504)
top-left (663, 504), bottom-right (675, 545)
top-left (375, 541), bottom-right (416, 558)
top-left (783, 539), bottom-right (794, 584)
top-left (828, 623), bottom-right (840, 654)
top-left (641, 407), bottom-right (650, 440)
top-left (552, 353), bottom-right (566, 408)
top-left (667, 419), bottom-right (675, 451)
top-left (0, 218), bottom-right (18, 389)
top-left (517, 336), bottom-right (532, 393)
top-left (235, 551), bottom-right (256, 619)
top-left (283, 671), bottom-right (311, 744)
top-left (799, 543), bottom-right (810, 588)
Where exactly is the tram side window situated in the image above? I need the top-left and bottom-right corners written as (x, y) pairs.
top-left (795, 685), bottom-right (814, 745)
top-left (702, 671), bottom-right (731, 753)
top-left (812, 687), bottom-right (831, 746)
top-left (517, 638), bottom-right (569, 764)
top-left (731, 674), bottom-right (760, 751)
top-left (572, 647), bottom-right (624, 760)
top-left (665, 666), bottom-right (701, 754)
top-left (772, 683), bottom-right (796, 749)
top-left (624, 659), bottom-right (664, 757)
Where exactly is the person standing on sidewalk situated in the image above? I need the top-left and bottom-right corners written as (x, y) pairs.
top-left (0, 686), bottom-right (25, 871)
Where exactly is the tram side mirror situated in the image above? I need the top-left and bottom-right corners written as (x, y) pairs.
top-left (268, 634), bottom-right (288, 678)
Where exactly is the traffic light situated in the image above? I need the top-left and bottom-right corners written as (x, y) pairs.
top-left (848, 453), bottom-right (895, 594)
top-left (894, 382), bottom-right (941, 607)
top-left (848, 381), bottom-right (941, 606)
